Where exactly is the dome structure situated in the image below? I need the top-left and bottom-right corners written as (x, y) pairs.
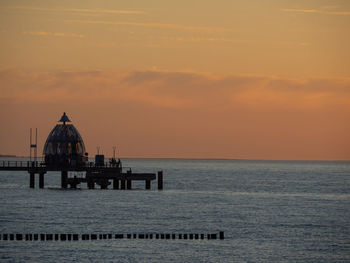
top-left (43, 113), bottom-right (86, 167)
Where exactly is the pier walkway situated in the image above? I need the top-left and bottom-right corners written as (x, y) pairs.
top-left (0, 160), bottom-right (162, 190)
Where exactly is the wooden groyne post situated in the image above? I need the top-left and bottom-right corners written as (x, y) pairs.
top-left (0, 231), bottom-right (224, 241)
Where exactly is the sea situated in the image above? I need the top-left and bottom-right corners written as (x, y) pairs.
top-left (0, 157), bottom-right (349, 262)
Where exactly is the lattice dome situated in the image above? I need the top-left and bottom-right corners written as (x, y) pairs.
top-left (43, 113), bottom-right (86, 167)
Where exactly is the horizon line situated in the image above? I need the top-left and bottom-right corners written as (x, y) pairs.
top-left (1, 155), bottom-right (349, 162)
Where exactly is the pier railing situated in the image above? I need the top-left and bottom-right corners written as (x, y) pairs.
top-left (0, 161), bottom-right (36, 168)
top-left (0, 160), bottom-right (123, 170)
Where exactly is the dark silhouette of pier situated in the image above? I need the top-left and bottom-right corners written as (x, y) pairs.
top-left (0, 113), bottom-right (163, 190)
top-left (0, 160), bottom-right (162, 190)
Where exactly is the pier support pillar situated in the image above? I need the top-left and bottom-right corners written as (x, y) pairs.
top-left (100, 180), bottom-right (109, 189)
top-left (39, 173), bottom-right (45, 189)
top-left (126, 170), bottom-right (132, 190)
top-left (87, 171), bottom-right (94, 189)
top-left (127, 180), bottom-right (132, 190)
top-left (121, 180), bottom-right (126, 190)
top-left (61, 171), bottom-right (68, 189)
top-left (88, 180), bottom-right (95, 189)
top-left (158, 171), bottom-right (163, 190)
top-left (145, 180), bottom-right (151, 190)
top-left (113, 179), bottom-right (119, 189)
top-left (30, 172), bottom-right (35, 188)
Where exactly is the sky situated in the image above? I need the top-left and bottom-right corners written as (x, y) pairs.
top-left (0, 0), bottom-right (349, 160)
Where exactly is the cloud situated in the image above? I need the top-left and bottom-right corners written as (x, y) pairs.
top-left (3, 6), bottom-right (145, 15)
top-left (64, 19), bottom-right (231, 32)
top-left (1, 69), bottom-right (349, 112)
top-left (321, 5), bottom-right (340, 10)
top-left (160, 36), bottom-right (246, 43)
top-left (282, 8), bottom-right (350, 16)
top-left (22, 31), bottom-right (85, 38)
top-left (1, 69), bottom-right (349, 160)
top-left (282, 9), bottom-right (319, 14)
top-left (158, 36), bottom-right (308, 47)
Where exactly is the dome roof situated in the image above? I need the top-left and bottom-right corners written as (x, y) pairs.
top-left (59, 112), bottom-right (71, 123)
top-left (43, 113), bottom-right (86, 166)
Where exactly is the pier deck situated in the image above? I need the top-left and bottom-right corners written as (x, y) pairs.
top-left (0, 160), bottom-right (162, 190)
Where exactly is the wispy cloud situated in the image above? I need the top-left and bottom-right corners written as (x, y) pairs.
top-left (64, 19), bottom-right (231, 32)
top-left (160, 36), bottom-right (244, 43)
top-left (282, 8), bottom-right (350, 16)
top-left (23, 31), bottom-right (85, 38)
top-left (1, 69), bottom-right (349, 111)
top-left (2, 6), bottom-right (145, 15)
top-left (1, 69), bottom-right (349, 160)
top-left (158, 36), bottom-right (308, 47)
top-left (282, 8), bottom-right (319, 14)
top-left (321, 5), bottom-right (340, 10)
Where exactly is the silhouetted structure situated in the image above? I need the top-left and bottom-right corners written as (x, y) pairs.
top-left (43, 113), bottom-right (86, 168)
top-left (0, 113), bottom-right (162, 190)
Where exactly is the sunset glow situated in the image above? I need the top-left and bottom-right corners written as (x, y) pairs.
top-left (0, 0), bottom-right (349, 160)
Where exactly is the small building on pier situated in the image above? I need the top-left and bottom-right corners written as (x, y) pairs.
top-left (43, 112), bottom-right (86, 168)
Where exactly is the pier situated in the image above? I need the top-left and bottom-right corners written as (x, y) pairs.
top-left (0, 160), bottom-right (162, 190)
top-left (0, 113), bottom-right (163, 190)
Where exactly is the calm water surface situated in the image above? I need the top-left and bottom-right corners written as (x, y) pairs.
top-left (0, 158), bottom-right (349, 262)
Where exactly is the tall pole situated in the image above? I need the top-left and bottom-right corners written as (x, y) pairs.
top-left (35, 128), bottom-right (37, 163)
top-left (30, 128), bottom-right (32, 162)
top-left (113, 146), bottom-right (116, 159)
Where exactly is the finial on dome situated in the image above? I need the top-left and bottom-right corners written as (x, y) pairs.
top-left (59, 112), bottom-right (71, 125)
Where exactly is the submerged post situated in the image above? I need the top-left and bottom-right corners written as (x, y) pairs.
top-left (61, 171), bottom-right (68, 189)
top-left (30, 172), bottom-right (35, 188)
top-left (158, 171), bottom-right (163, 190)
top-left (39, 173), bottom-right (45, 189)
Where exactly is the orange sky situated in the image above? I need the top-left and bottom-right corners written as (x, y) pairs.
top-left (0, 0), bottom-right (349, 160)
